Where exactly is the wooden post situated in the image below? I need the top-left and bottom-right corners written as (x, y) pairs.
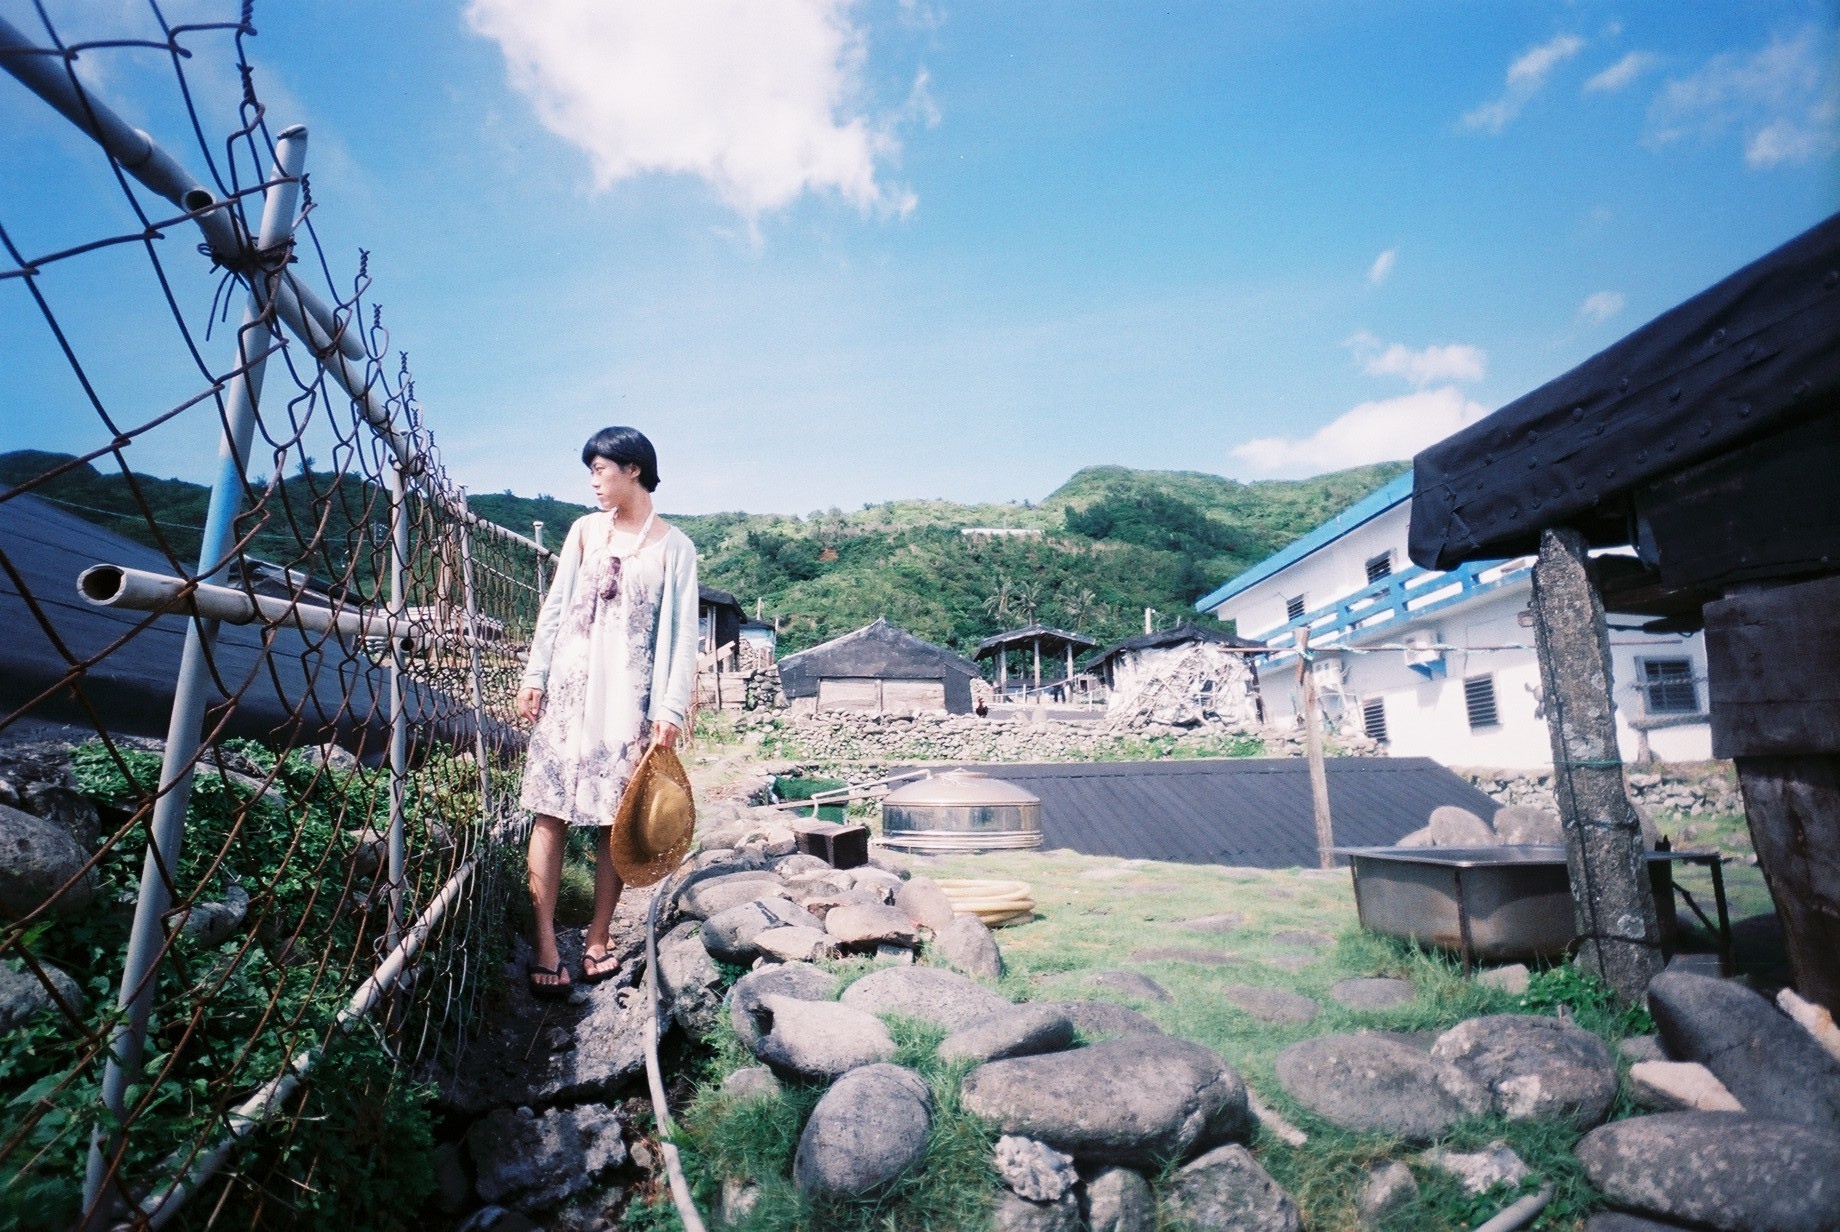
top-left (1529, 527), bottom-right (1663, 1002)
top-left (1295, 628), bottom-right (1335, 869)
top-left (1033, 636), bottom-right (1042, 695)
top-left (998, 648), bottom-right (1007, 698)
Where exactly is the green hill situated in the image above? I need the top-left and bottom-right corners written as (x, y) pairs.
top-left (3, 450), bottom-right (1406, 657)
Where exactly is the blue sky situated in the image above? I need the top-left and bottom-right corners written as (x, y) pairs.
top-left (2, 0), bottom-right (1835, 515)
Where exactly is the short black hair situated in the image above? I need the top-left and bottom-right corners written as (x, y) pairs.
top-left (580, 426), bottom-right (660, 492)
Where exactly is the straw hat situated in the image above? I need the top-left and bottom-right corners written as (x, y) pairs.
top-left (609, 744), bottom-right (697, 887)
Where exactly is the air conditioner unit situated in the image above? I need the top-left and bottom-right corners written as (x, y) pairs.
top-left (1310, 654), bottom-right (1345, 686)
top-left (1403, 629), bottom-right (1446, 679)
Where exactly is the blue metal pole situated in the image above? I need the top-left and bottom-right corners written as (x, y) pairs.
top-left (82, 128), bottom-right (308, 1220)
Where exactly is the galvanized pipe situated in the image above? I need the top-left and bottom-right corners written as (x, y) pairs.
top-left (455, 505), bottom-right (494, 808)
top-left (385, 465), bottom-right (409, 956)
top-left (75, 563), bottom-right (416, 649)
top-left (82, 128), bottom-right (308, 1221)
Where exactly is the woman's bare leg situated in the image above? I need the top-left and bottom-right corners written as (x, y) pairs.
top-left (585, 826), bottom-right (626, 972)
top-left (527, 815), bottom-right (569, 988)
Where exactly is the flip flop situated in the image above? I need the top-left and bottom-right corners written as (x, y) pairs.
top-left (527, 962), bottom-right (572, 1001)
top-left (582, 947), bottom-right (621, 985)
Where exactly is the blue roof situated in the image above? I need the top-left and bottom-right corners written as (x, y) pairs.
top-left (1192, 470), bottom-right (1415, 613)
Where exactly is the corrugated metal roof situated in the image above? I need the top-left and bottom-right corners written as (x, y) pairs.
top-left (943, 756), bottom-right (1498, 867)
top-left (1192, 471), bottom-right (1415, 614)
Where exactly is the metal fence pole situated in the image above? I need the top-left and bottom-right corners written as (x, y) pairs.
top-left (82, 128), bottom-right (309, 1218)
top-left (532, 519), bottom-right (547, 599)
top-left (385, 463), bottom-right (409, 957)
top-left (455, 493), bottom-right (494, 813)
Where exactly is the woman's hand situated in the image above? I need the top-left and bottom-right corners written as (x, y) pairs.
top-left (651, 721), bottom-right (680, 750)
top-left (516, 687), bottom-right (544, 723)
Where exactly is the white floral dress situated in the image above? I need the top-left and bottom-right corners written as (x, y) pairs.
top-left (518, 516), bottom-right (665, 827)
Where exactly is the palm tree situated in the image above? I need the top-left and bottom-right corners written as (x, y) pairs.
top-left (982, 573), bottom-right (1015, 624)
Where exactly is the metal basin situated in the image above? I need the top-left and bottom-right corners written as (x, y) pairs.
top-left (1333, 844), bottom-right (1686, 965)
top-left (880, 770), bottom-right (1042, 853)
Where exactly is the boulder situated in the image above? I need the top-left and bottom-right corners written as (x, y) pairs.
top-left (1627, 1060), bottom-right (1744, 1113)
top-left (466, 1105), bottom-right (626, 1212)
top-left (1584, 1215), bottom-right (1699, 1231)
top-left (677, 871), bottom-right (785, 920)
top-left (1357, 1161), bottom-right (1418, 1230)
top-left (1492, 804), bottom-right (1564, 845)
top-left (177, 883), bottom-right (250, 948)
top-left (0, 743), bottom-right (100, 850)
top-left (1161, 1143), bottom-right (1301, 1232)
top-left (1086, 971), bottom-right (1171, 1004)
top-left (0, 802), bottom-right (96, 918)
top-left (1083, 1166), bottom-right (1155, 1232)
top-left (1430, 1014), bottom-right (1617, 1125)
top-left (793, 1063), bottom-right (932, 1197)
top-left (797, 888), bottom-right (889, 921)
top-left (894, 877), bottom-right (957, 933)
top-left (939, 1005), bottom-right (1076, 1066)
top-left (989, 1191), bottom-right (1080, 1232)
top-left (753, 994), bottom-right (896, 1079)
top-left (754, 926), bottom-right (839, 963)
top-left (1426, 805), bottom-right (1496, 846)
top-left (1647, 971), bottom-right (1840, 1135)
top-left (728, 961), bottom-right (839, 1051)
top-left (1477, 963), bottom-right (1532, 995)
top-left (742, 824), bottom-right (799, 857)
top-left (824, 904), bottom-right (923, 948)
top-left (701, 896), bottom-right (822, 965)
top-left (656, 921), bottom-right (724, 1034)
top-left (848, 866), bottom-right (906, 899)
top-left (1047, 1000), bottom-right (1164, 1040)
top-left (1330, 977), bottom-right (1416, 1010)
top-left (0, 959), bottom-right (83, 1030)
top-left (840, 965), bottom-right (1008, 1031)
top-left (1223, 985), bottom-right (1319, 1026)
top-left (722, 1066), bottom-right (782, 1101)
top-left (1619, 1034), bottom-right (1669, 1064)
top-left (1274, 1034), bottom-right (1468, 1143)
top-left (1576, 1111), bottom-right (1840, 1232)
top-left (960, 1035), bottom-right (1252, 1166)
top-left (992, 1135), bottom-right (1077, 1202)
top-left (1419, 1141), bottom-right (1529, 1195)
top-left (771, 853), bottom-right (832, 876)
top-left (935, 913), bottom-right (1003, 980)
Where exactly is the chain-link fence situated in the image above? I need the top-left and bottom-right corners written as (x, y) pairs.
top-left (1, 6), bottom-right (549, 1227)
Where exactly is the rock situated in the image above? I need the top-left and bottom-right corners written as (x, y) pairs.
top-left (1330, 977), bottom-right (1416, 1010)
top-left (754, 926), bottom-right (839, 962)
top-left (433, 1140), bottom-right (471, 1214)
top-left (824, 904), bottom-right (923, 948)
top-left (722, 1066), bottom-right (781, 1101)
top-left (840, 965), bottom-right (1008, 1031)
top-left (1576, 1111), bottom-right (1840, 1232)
top-left (678, 871), bottom-right (785, 920)
top-left (1181, 912), bottom-right (1244, 932)
top-left (1083, 1166), bottom-right (1155, 1232)
top-left (781, 869), bottom-right (855, 902)
top-left (1396, 826), bottom-right (1436, 847)
top-left (939, 1005), bottom-right (1076, 1065)
top-left (728, 962), bottom-right (839, 1051)
top-left (1419, 1141), bottom-right (1529, 1195)
top-left (1628, 1060), bottom-right (1744, 1112)
top-left (1162, 1143), bottom-right (1301, 1232)
top-left (1477, 963), bottom-right (1531, 995)
top-left (717, 1178), bottom-right (761, 1225)
top-left (466, 1104), bottom-right (626, 1212)
top-left (0, 959), bottom-right (82, 1030)
top-left (1426, 805), bottom-right (1497, 846)
top-left (793, 1063), bottom-right (932, 1197)
top-left (533, 978), bottom-right (651, 1105)
top-left (1647, 971), bottom-right (1840, 1135)
top-left (1271, 929), bottom-right (1334, 949)
top-left (177, 882), bottom-right (250, 948)
top-left (656, 921), bottom-right (724, 1034)
top-left (1619, 1034), bottom-right (1668, 1063)
top-left (696, 823), bottom-right (748, 852)
top-left (1493, 804), bottom-right (1564, 845)
top-left (1223, 985), bottom-right (1319, 1025)
top-left (0, 802), bottom-right (96, 918)
top-left (847, 866), bottom-right (906, 899)
top-left (771, 853), bottom-right (831, 876)
top-left (1130, 946), bottom-right (1238, 966)
top-left (702, 896), bottom-right (822, 965)
top-left (894, 877), bottom-right (957, 932)
top-left (1430, 1014), bottom-right (1617, 1125)
top-left (935, 913), bottom-right (1003, 979)
top-left (741, 824), bottom-right (798, 857)
top-left (989, 1190), bottom-right (1081, 1232)
top-left (753, 994), bottom-right (896, 1079)
top-left (1584, 1214), bottom-right (1699, 1231)
top-left (0, 742), bottom-right (101, 848)
top-left (1047, 999), bottom-right (1164, 1039)
top-left (1086, 971), bottom-right (1172, 1003)
top-left (1274, 1034), bottom-right (1468, 1143)
top-left (1357, 1160), bottom-right (1418, 1229)
top-left (992, 1134), bottom-right (1077, 1201)
top-left (960, 1035), bottom-right (1252, 1166)
top-left (454, 1207), bottom-right (540, 1232)
top-left (797, 888), bottom-right (889, 921)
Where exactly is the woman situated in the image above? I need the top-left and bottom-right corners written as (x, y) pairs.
top-left (515, 427), bottom-right (700, 996)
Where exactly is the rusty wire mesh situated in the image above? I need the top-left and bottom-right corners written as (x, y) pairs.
top-left (0, 5), bottom-right (544, 1227)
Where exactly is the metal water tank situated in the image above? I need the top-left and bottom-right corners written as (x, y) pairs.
top-left (879, 770), bottom-right (1042, 853)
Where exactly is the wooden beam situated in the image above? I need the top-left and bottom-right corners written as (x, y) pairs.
top-left (1530, 527), bottom-right (1663, 1001)
top-left (1294, 628), bottom-right (1334, 870)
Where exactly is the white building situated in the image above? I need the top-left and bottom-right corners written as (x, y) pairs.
top-left (1196, 472), bottom-right (1712, 769)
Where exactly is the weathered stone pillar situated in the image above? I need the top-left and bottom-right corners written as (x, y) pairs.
top-left (1529, 527), bottom-right (1663, 1000)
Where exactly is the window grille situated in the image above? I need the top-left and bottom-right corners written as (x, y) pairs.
top-left (1641, 658), bottom-right (1700, 714)
top-left (1286, 594), bottom-right (1306, 621)
top-left (1362, 697), bottom-right (1389, 743)
top-left (1465, 674), bottom-right (1500, 729)
top-left (1365, 552), bottom-right (1393, 583)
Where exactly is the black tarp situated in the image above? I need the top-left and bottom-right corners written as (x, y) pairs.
top-left (1410, 213), bottom-right (1840, 571)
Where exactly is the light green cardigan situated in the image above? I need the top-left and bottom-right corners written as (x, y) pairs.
top-left (519, 516), bottom-right (703, 731)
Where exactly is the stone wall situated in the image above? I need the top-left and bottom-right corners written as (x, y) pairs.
top-left (1460, 764), bottom-right (1742, 816)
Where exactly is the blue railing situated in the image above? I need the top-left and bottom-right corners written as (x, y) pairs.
top-left (1253, 557), bottom-right (1533, 661)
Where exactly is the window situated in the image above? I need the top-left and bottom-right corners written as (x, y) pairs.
top-left (1640, 658), bottom-right (1699, 714)
top-left (1464, 674), bottom-right (1500, 729)
top-left (1362, 697), bottom-right (1389, 743)
top-left (1365, 552), bottom-right (1393, 583)
top-left (1285, 594), bottom-right (1306, 622)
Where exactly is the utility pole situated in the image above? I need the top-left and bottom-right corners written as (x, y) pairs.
top-left (1295, 628), bottom-right (1335, 869)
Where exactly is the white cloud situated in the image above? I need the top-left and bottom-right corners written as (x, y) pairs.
top-left (1463, 33), bottom-right (1586, 133)
top-left (1233, 387), bottom-right (1490, 474)
top-left (1584, 51), bottom-right (1657, 94)
top-left (1345, 330), bottom-right (1487, 387)
top-left (1578, 291), bottom-right (1626, 323)
top-left (1367, 247), bottom-right (1398, 285)
top-left (1647, 28), bottom-right (1839, 169)
top-left (465, 0), bottom-right (920, 218)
